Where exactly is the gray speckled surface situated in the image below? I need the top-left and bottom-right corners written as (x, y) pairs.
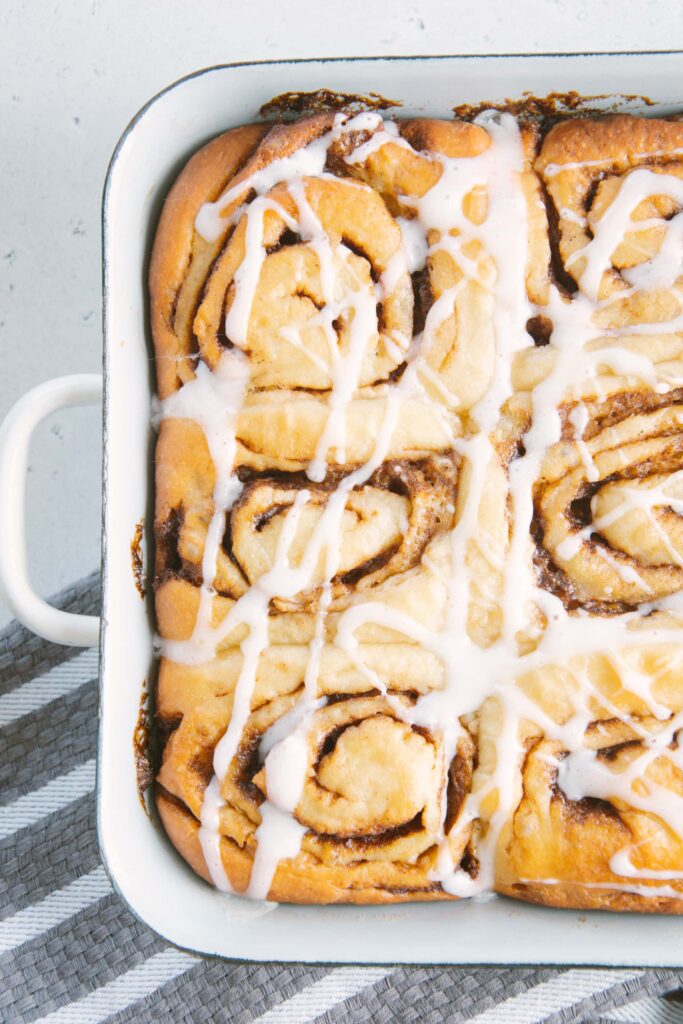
top-left (1, 0), bottom-right (682, 627)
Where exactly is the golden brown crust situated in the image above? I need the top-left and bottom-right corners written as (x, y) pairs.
top-left (499, 881), bottom-right (683, 914)
top-left (537, 114), bottom-right (683, 312)
top-left (478, 656), bottom-right (683, 910)
top-left (150, 124), bottom-right (269, 398)
top-left (537, 114), bottom-right (683, 174)
top-left (157, 788), bottom-right (455, 904)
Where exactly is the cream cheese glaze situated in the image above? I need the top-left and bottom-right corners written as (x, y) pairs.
top-left (157, 110), bottom-right (683, 903)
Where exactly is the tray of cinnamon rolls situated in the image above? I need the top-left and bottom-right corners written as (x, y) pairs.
top-left (150, 103), bottom-right (683, 912)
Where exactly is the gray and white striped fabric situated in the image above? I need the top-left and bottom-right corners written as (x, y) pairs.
top-left (1, 574), bottom-right (682, 1024)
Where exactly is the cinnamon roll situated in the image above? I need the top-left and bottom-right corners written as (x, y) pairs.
top-left (537, 116), bottom-right (683, 319)
top-left (338, 117), bottom-right (551, 415)
top-left (150, 107), bottom-right (683, 909)
top-left (479, 648), bottom-right (683, 912)
top-left (155, 416), bottom-right (459, 612)
top-left (151, 114), bottom-right (411, 397)
top-left (156, 646), bottom-right (476, 902)
top-left (533, 386), bottom-right (683, 613)
top-left (155, 533), bottom-right (453, 648)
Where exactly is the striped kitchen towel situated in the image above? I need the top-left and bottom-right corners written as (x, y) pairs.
top-left (1, 572), bottom-right (681, 1024)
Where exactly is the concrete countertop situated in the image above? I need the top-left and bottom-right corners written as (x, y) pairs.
top-left (1, 0), bottom-right (682, 630)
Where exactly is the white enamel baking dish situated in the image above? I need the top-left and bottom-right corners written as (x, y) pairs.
top-left (1, 52), bottom-right (683, 964)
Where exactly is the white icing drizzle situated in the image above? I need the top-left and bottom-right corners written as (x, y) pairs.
top-left (396, 216), bottom-right (429, 273)
top-left (565, 169), bottom-right (683, 302)
top-left (198, 777), bottom-right (233, 892)
top-left (609, 848), bottom-right (683, 882)
top-left (521, 876), bottom-right (683, 900)
top-left (248, 804), bottom-right (307, 901)
top-left (159, 110), bottom-right (683, 904)
top-left (195, 111), bottom-right (385, 243)
top-left (558, 708), bottom-right (683, 831)
top-left (543, 147), bottom-right (683, 178)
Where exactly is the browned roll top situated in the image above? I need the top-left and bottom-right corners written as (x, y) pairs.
top-left (536, 114), bottom-right (683, 318)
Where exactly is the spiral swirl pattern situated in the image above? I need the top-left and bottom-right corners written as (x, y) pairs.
top-left (150, 109), bottom-right (683, 909)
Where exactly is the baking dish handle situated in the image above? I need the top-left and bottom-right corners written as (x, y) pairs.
top-left (0, 374), bottom-right (103, 646)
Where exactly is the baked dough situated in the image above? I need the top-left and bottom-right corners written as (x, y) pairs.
top-left (151, 110), bottom-right (683, 908)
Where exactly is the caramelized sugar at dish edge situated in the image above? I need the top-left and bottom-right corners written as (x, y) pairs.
top-left (150, 109), bottom-right (683, 910)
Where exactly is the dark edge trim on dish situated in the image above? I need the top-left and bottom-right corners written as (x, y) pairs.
top-left (97, 51), bottom-right (683, 966)
top-left (103, 51), bottom-right (683, 185)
